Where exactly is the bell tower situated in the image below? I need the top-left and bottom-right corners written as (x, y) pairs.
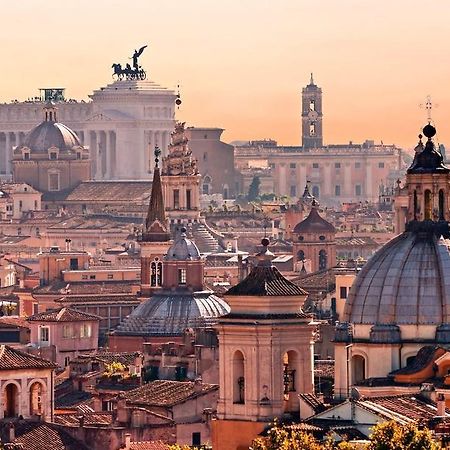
top-left (212, 239), bottom-right (315, 450)
top-left (302, 73), bottom-right (323, 148)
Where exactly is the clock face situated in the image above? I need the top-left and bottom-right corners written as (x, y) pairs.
top-left (308, 110), bottom-right (319, 120)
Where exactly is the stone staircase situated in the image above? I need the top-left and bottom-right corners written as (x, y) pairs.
top-left (188, 223), bottom-right (221, 253)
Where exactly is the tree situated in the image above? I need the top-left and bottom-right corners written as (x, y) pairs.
top-left (248, 176), bottom-right (261, 201)
top-left (367, 421), bottom-right (439, 450)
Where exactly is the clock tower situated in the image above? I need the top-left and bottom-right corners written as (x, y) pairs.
top-left (302, 73), bottom-right (323, 148)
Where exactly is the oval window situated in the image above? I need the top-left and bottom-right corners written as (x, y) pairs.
top-left (319, 235), bottom-right (326, 241)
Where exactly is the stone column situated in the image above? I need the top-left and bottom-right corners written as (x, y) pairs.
top-left (105, 131), bottom-right (112, 179)
top-left (5, 133), bottom-right (11, 175)
top-left (365, 162), bottom-right (373, 201)
top-left (95, 131), bottom-right (101, 179)
top-left (344, 162), bottom-right (352, 200)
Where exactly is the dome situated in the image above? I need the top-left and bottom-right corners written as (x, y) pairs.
top-left (113, 291), bottom-right (230, 336)
top-left (293, 207), bottom-right (335, 234)
top-left (22, 121), bottom-right (82, 153)
top-left (166, 230), bottom-right (200, 260)
top-left (343, 231), bottom-right (450, 325)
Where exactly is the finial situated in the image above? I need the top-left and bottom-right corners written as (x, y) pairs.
top-left (175, 84), bottom-right (182, 108)
top-left (154, 146), bottom-right (161, 168)
top-left (310, 73), bottom-right (314, 85)
top-left (423, 123), bottom-right (436, 139)
top-left (311, 198), bottom-right (319, 208)
top-left (180, 226), bottom-right (187, 236)
top-left (261, 237), bottom-right (270, 248)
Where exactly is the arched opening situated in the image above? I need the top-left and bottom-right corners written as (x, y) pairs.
top-left (319, 250), bottom-right (327, 270)
top-left (297, 250), bottom-right (305, 261)
top-left (439, 189), bottom-right (445, 220)
top-left (312, 185), bottom-right (320, 198)
top-left (150, 259), bottom-right (163, 287)
top-left (202, 176), bottom-right (212, 195)
top-left (223, 184), bottom-right (229, 200)
top-left (282, 351), bottom-right (298, 412)
top-left (351, 355), bottom-right (366, 385)
top-left (413, 190), bottom-right (418, 220)
top-left (4, 383), bottom-right (19, 418)
top-left (406, 355), bottom-right (416, 367)
top-left (424, 189), bottom-right (432, 220)
top-left (232, 350), bottom-right (245, 404)
top-left (29, 382), bottom-right (44, 417)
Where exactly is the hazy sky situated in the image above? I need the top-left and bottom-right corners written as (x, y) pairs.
top-left (1, 0), bottom-right (449, 148)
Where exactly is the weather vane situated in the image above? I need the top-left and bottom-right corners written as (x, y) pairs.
top-left (112, 45), bottom-right (148, 81)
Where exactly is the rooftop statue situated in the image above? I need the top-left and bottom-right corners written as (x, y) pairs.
top-left (112, 45), bottom-right (148, 81)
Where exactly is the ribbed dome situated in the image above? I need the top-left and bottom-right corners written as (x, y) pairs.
top-left (343, 232), bottom-right (450, 325)
top-left (293, 207), bottom-right (335, 234)
top-left (23, 121), bottom-right (82, 153)
top-left (113, 291), bottom-right (230, 336)
top-left (166, 231), bottom-right (200, 260)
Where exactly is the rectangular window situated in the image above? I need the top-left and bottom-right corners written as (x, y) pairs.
top-left (378, 162), bottom-right (385, 168)
top-left (340, 286), bottom-right (348, 299)
top-left (24, 152), bottom-right (30, 160)
top-left (309, 99), bottom-right (315, 111)
top-left (173, 189), bottom-right (180, 209)
top-left (355, 162), bottom-right (361, 169)
top-left (355, 185), bottom-right (362, 196)
top-left (49, 152), bottom-right (57, 160)
top-left (309, 122), bottom-right (316, 136)
top-left (63, 325), bottom-right (73, 339)
top-left (186, 189), bottom-right (192, 210)
top-left (178, 268), bottom-right (187, 285)
top-left (40, 327), bottom-right (49, 342)
top-left (289, 163), bottom-right (296, 169)
top-left (290, 185), bottom-right (297, 197)
top-left (335, 163), bottom-right (341, 169)
top-left (48, 173), bottom-right (60, 191)
top-left (192, 432), bottom-right (201, 447)
top-left (312, 163), bottom-right (319, 169)
top-left (19, 200), bottom-right (22, 211)
top-left (107, 274), bottom-right (114, 280)
top-left (80, 324), bottom-right (91, 338)
top-left (33, 303), bottom-right (39, 315)
top-left (335, 185), bottom-right (341, 196)
top-left (70, 258), bottom-right (78, 270)
top-left (82, 275), bottom-right (88, 280)
top-left (89, 275), bottom-right (96, 280)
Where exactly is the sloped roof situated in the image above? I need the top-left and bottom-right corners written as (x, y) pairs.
top-left (226, 265), bottom-right (308, 297)
top-left (124, 380), bottom-right (218, 407)
top-left (27, 307), bottom-right (101, 322)
top-left (0, 345), bottom-right (56, 370)
top-left (0, 420), bottom-right (89, 450)
top-left (293, 207), bottom-right (336, 234)
top-left (64, 181), bottom-right (152, 202)
top-left (130, 442), bottom-right (169, 450)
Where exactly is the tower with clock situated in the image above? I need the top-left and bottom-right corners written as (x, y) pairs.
top-left (301, 74), bottom-right (323, 148)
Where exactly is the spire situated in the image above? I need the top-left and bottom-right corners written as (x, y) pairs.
top-left (310, 72), bottom-right (314, 85)
top-left (142, 147), bottom-right (170, 242)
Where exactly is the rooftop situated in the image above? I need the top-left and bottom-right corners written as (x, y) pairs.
top-left (27, 307), bottom-right (101, 322)
top-left (0, 345), bottom-right (56, 370)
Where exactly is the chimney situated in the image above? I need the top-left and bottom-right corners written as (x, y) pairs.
top-left (8, 423), bottom-right (15, 442)
top-left (437, 393), bottom-right (446, 417)
top-left (124, 433), bottom-right (131, 450)
top-left (193, 377), bottom-right (203, 393)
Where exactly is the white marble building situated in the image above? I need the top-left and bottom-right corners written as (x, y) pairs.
top-left (0, 79), bottom-right (176, 180)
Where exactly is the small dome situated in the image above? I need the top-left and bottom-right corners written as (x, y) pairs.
top-left (343, 232), bottom-right (450, 325)
top-left (293, 207), bottom-right (335, 234)
top-left (166, 231), bottom-right (200, 260)
top-left (22, 121), bottom-right (82, 153)
top-left (113, 291), bottom-right (230, 336)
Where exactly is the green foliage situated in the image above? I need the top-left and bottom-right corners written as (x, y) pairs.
top-left (247, 176), bottom-right (261, 201)
top-left (250, 420), bottom-right (442, 450)
top-left (366, 421), bottom-right (439, 450)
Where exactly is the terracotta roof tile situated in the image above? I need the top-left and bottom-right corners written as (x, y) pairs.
top-left (0, 420), bottom-right (89, 450)
top-left (65, 181), bottom-right (152, 202)
top-left (28, 307), bottom-right (101, 322)
top-left (0, 345), bottom-right (56, 370)
top-left (53, 412), bottom-right (113, 427)
top-left (124, 380), bottom-right (218, 407)
top-left (225, 265), bottom-right (308, 297)
top-left (293, 207), bottom-right (336, 234)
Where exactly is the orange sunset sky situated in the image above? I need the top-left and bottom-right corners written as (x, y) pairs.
top-left (1, 0), bottom-right (449, 149)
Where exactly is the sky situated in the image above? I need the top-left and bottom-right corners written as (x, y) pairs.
top-left (1, 0), bottom-right (450, 149)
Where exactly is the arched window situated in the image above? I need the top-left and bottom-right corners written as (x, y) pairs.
top-left (4, 383), bottom-right (19, 418)
top-left (297, 250), bottom-right (305, 261)
top-left (319, 250), bottom-right (327, 270)
top-left (202, 176), bottom-right (212, 195)
top-left (439, 189), bottom-right (445, 220)
top-left (29, 382), bottom-right (44, 417)
top-left (150, 259), bottom-right (163, 287)
top-left (282, 351), bottom-right (298, 413)
top-left (424, 189), bottom-right (432, 220)
top-left (351, 355), bottom-right (366, 384)
top-left (312, 185), bottom-right (320, 198)
top-left (233, 350), bottom-right (245, 404)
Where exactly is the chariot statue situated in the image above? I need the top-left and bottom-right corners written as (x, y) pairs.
top-left (112, 45), bottom-right (148, 81)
